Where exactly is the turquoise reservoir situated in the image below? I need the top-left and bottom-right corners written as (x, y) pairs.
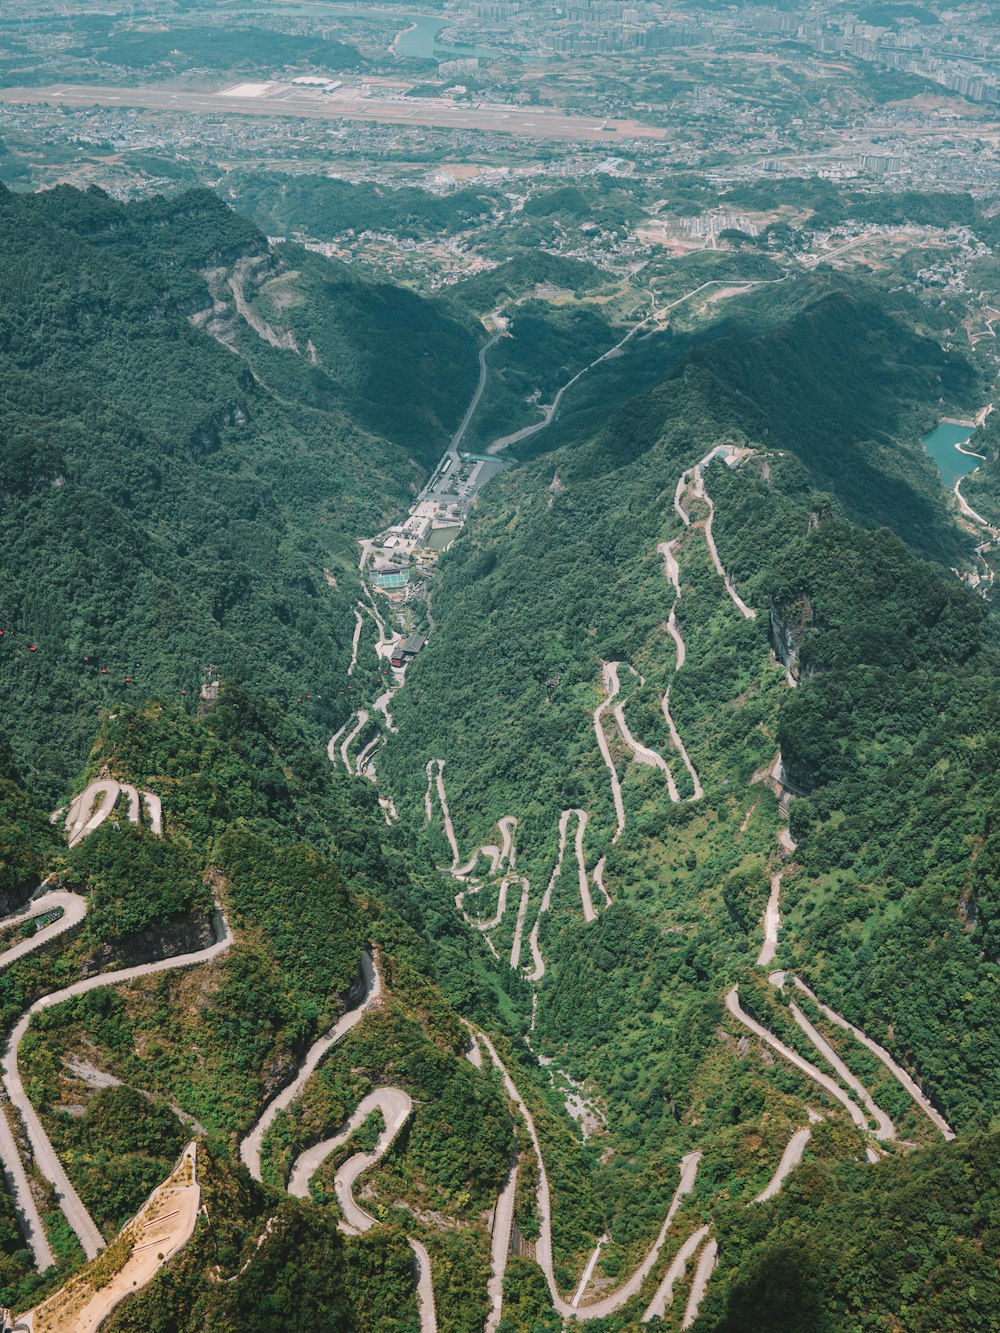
top-left (922, 422), bottom-right (981, 489)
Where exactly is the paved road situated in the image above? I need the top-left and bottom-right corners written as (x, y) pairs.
top-left (487, 282), bottom-right (765, 456)
top-left (408, 1238), bottom-right (438, 1333)
top-left (790, 976), bottom-right (954, 1140)
top-left (485, 1160), bottom-right (518, 1333)
top-left (143, 791), bottom-right (163, 837)
top-left (4, 907), bottom-right (232, 1261)
top-left (681, 1237), bottom-right (718, 1329)
top-left (784, 994), bottom-right (895, 1140)
top-left (64, 780), bottom-right (120, 847)
top-left (451, 329), bottom-right (503, 454)
top-left (660, 686), bottom-right (704, 801)
top-left (752, 1127), bottom-right (813, 1204)
top-left (526, 810), bottom-right (571, 982)
top-left (347, 607), bottom-right (364, 677)
top-left (240, 950), bottom-right (381, 1181)
top-left (286, 1086), bottom-right (412, 1220)
top-left (0, 891), bottom-right (86, 973)
top-left (475, 1026), bottom-right (708, 1321)
top-left (690, 452), bottom-right (757, 621)
top-left (725, 985), bottom-right (871, 1133)
top-left (0, 890), bottom-right (87, 1271)
top-left (340, 710), bottom-right (370, 774)
top-left (592, 669), bottom-right (626, 841)
top-left (606, 662), bottom-right (680, 806)
top-left (756, 871), bottom-right (783, 969)
top-left (572, 1150), bottom-right (702, 1317)
top-left (63, 779), bottom-right (163, 846)
top-left (642, 1225), bottom-right (710, 1321)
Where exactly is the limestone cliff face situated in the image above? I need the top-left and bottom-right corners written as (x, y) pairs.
top-left (81, 912), bottom-right (217, 977)
top-left (768, 594), bottom-right (814, 682)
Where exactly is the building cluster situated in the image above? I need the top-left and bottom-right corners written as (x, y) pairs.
top-left (746, 9), bottom-right (1000, 106)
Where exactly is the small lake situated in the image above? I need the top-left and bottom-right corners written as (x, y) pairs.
top-left (922, 421), bottom-right (981, 489)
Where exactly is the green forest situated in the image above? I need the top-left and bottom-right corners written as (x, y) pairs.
top-left (0, 180), bottom-right (997, 1331)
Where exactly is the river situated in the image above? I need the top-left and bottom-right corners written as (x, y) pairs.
top-left (922, 421), bottom-right (981, 489)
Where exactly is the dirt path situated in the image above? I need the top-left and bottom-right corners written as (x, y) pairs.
top-left (24, 1142), bottom-right (201, 1332)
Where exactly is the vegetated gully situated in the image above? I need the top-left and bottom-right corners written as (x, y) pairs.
top-left (329, 287), bottom-right (959, 1323)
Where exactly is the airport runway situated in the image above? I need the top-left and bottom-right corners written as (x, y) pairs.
top-left (0, 82), bottom-right (669, 143)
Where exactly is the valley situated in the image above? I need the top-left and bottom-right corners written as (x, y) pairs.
top-left (0, 154), bottom-right (998, 1332)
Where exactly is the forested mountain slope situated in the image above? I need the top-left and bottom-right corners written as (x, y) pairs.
top-left (0, 177), bottom-right (997, 1332)
top-left (0, 184), bottom-right (477, 801)
top-left (374, 275), bottom-right (1000, 1328)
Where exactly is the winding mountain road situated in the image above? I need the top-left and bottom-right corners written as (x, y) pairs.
top-left (244, 956), bottom-right (435, 1331)
top-left (340, 710), bottom-right (370, 774)
top-left (690, 450), bottom-right (757, 620)
top-left (240, 950), bottom-right (381, 1182)
top-left (725, 985), bottom-right (873, 1134)
top-left (4, 906), bottom-right (233, 1262)
top-left (0, 891), bottom-right (90, 1271)
top-left (287, 1086), bottom-right (412, 1225)
top-left (473, 1026), bottom-right (716, 1321)
top-left (63, 779), bottom-right (163, 847)
top-left (787, 976), bottom-right (954, 1141)
top-left (592, 673), bottom-right (627, 841)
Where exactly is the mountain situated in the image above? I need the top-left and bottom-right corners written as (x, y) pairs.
top-left (0, 184), bottom-right (477, 801)
top-left (0, 181), bottom-right (998, 1332)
